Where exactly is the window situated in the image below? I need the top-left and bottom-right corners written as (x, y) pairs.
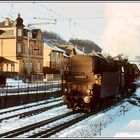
top-left (26, 61), bottom-right (32, 70)
top-left (18, 29), bottom-right (22, 37)
top-left (30, 45), bottom-right (33, 55)
top-left (28, 32), bottom-right (32, 39)
top-left (38, 32), bottom-right (42, 40)
top-left (37, 61), bottom-right (41, 70)
top-left (17, 43), bottom-right (22, 53)
top-left (37, 46), bottom-right (42, 55)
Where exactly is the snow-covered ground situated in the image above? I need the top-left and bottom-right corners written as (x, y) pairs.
top-left (0, 79), bottom-right (140, 138)
top-left (101, 95), bottom-right (140, 137)
top-left (50, 86), bottom-right (140, 138)
top-left (50, 80), bottom-right (140, 138)
top-left (0, 101), bottom-right (68, 134)
top-left (112, 88), bottom-right (140, 137)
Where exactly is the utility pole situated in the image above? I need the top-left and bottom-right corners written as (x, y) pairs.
top-left (27, 30), bottom-right (32, 81)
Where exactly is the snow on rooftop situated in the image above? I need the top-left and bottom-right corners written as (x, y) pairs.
top-left (44, 40), bottom-right (65, 53)
top-left (75, 47), bottom-right (85, 55)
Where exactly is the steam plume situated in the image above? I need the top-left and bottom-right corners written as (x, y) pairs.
top-left (102, 3), bottom-right (140, 60)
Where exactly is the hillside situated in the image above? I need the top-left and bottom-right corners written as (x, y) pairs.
top-left (42, 31), bottom-right (102, 54)
top-left (69, 39), bottom-right (102, 54)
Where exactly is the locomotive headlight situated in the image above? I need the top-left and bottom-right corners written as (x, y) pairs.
top-left (86, 89), bottom-right (91, 94)
top-left (64, 88), bottom-right (68, 92)
top-left (84, 96), bottom-right (91, 103)
top-left (61, 95), bottom-right (67, 101)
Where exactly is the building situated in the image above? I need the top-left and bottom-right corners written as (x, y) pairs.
top-left (0, 14), bottom-right (44, 82)
top-left (0, 56), bottom-right (17, 76)
top-left (43, 40), bottom-right (69, 80)
top-left (43, 40), bottom-right (69, 72)
top-left (57, 44), bottom-right (85, 56)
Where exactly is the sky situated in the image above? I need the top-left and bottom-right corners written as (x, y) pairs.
top-left (0, 1), bottom-right (140, 60)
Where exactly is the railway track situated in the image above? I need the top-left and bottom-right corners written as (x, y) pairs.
top-left (0, 95), bottom-right (133, 138)
top-left (36, 100), bottom-right (133, 138)
top-left (28, 111), bottom-right (95, 138)
top-left (24, 100), bottom-right (124, 138)
top-left (1, 100), bottom-right (125, 138)
top-left (0, 101), bottom-right (64, 122)
top-left (0, 98), bottom-right (61, 115)
top-left (0, 111), bottom-right (78, 138)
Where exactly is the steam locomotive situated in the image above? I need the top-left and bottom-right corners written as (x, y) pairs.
top-left (61, 54), bottom-right (139, 112)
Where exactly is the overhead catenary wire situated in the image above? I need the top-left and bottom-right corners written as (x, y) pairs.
top-left (20, 2), bottom-right (140, 42)
top-left (33, 2), bottom-right (100, 40)
top-left (61, 15), bottom-right (140, 20)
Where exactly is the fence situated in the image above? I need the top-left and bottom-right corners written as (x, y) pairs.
top-left (0, 81), bottom-right (62, 109)
top-left (0, 81), bottom-right (62, 96)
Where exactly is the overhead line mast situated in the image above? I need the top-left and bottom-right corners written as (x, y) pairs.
top-left (28, 17), bottom-right (57, 27)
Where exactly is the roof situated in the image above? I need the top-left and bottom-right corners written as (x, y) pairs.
top-left (0, 19), bottom-right (14, 28)
top-left (57, 44), bottom-right (85, 55)
top-left (0, 57), bottom-right (17, 64)
top-left (44, 40), bottom-right (65, 53)
top-left (24, 26), bottom-right (32, 31)
top-left (75, 47), bottom-right (85, 55)
top-left (0, 29), bottom-right (15, 38)
top-left (63, 53), bottom-right (69, 58)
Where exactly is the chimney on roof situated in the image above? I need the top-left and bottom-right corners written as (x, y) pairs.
top-left (16, 13), bottom-right (24, 27)
top-left (5, 18), bottom-right (10, 26)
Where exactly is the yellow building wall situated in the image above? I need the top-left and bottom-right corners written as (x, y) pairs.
top-left (43, 46), bottom-right (51, 67)
top-left (0, 38), bottom-right (19, 72)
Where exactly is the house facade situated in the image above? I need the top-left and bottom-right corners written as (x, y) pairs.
top-left (0, 14), bottom-right (44, 81)
top-left (43, 40), bottom-right (69, 80)
top-left (44, 40), bottom-right (68, 71)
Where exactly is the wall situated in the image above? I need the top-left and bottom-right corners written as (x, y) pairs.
top-left (43, 45), bottom-right (51, 67)
top-left (0, 38), bottom-right (19, 72)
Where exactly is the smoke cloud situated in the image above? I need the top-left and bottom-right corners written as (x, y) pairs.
top-left (102, 3), bottom-right (140, 60)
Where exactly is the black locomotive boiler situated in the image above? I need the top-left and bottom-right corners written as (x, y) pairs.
top-left (61, 54), bottom-right (138, 112)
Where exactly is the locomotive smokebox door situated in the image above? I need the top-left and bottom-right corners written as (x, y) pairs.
top-left (101, 72), bottom-right (120, 98)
